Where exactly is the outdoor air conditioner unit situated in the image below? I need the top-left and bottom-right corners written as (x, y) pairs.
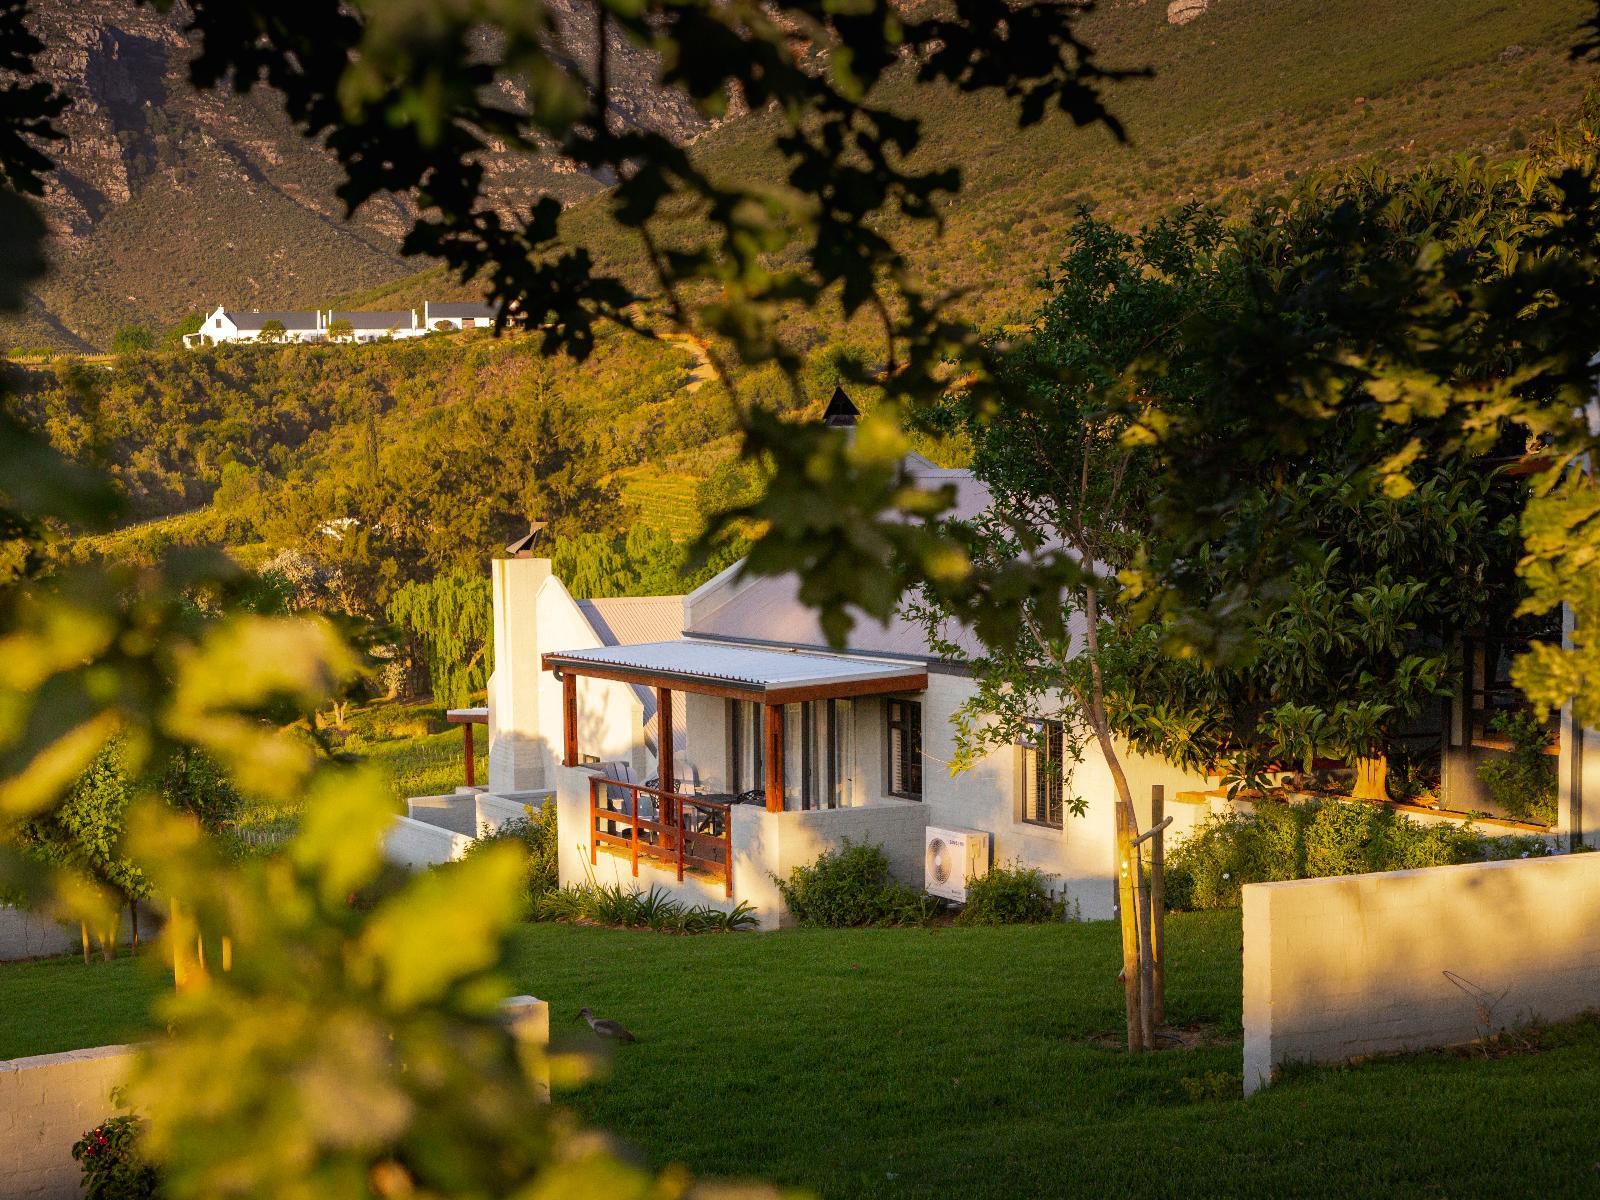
top-left (924, 825), bottom-right (991, 903)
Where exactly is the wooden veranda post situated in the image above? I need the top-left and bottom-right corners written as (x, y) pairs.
top-left (657, 687), bottom-right (674, 794)
top-left (562, 673), bottom-right (578, 767)
top-left (763, 702), bottom-right (784, 812)
top-left (463, 722), bottom-right (475, 788)
top-left (1151, 784), bottom-right (1167, 1025)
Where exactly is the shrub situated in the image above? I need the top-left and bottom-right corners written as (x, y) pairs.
top-left (1166, 799), bottom-right (1560, 910)
top-left (773, 841), bottom-right (941, 927)
top-left (532, 882), bottom-right (758, 933)
top-left (464, 803), bottom-right (559, 913)
top-left (73, 1116), bottom-right (160, 1200)
top-left (955, 863), bottom-right (1062, 925)
top-left (1477, 710), bottom-right (1558, 825)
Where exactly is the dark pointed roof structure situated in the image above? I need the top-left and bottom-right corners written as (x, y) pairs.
top-left (504, 520), bottom-right (548, 557)
top-left (822, 385), bottom-right (860, 427)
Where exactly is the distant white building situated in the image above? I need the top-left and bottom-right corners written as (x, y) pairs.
top-left (326, 309), bottom-right (421, 342)
top-left (184, 307), bottom-right (324, 347)
top-left (181, 301), bottom-right (506, 348)
top-left (423, 301), bottom-right (497, 331)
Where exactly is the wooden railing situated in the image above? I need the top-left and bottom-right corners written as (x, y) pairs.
top-left (587, 775), bottom-right (735, 898)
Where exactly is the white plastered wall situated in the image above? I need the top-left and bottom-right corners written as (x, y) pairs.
top-left (681, 669), bottom-right (1209, 920)
top-left (486, 559), bottom-right (648, 795)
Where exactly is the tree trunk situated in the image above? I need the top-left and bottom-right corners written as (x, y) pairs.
top-left (1352, 754), bottom-right (1390, 801)
top-left (79, 921), bottom-right (89, 966)
top-left (1081, 582), bottom-right (1147, 1052)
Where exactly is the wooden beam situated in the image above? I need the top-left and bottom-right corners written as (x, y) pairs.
top-left (657, 686), bottom-right (674, 794)
top-left (764, 702), bottom-right (784, 812)
top-left (562, 673), bottom-right (578, 768)
top-left (463, 722), bottom-right (475, 788)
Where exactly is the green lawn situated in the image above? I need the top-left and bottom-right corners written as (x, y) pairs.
top-left (0, 953), bottom-right (167, 1059)
top-left (4, 913), bottom-right (1598, 1197)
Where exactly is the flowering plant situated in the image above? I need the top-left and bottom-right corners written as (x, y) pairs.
top-left (72, 1116), bottom-right (161, 1200)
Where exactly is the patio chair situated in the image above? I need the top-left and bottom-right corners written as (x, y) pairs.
top-left (596, 760), bottom-right (655, 832)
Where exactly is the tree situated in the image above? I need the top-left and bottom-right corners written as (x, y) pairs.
top-left (386, 571), bottom-right (493, 706)
top-left (112, 325), bottom-right (155, 354)
top-left (913, 209), bottom-right (1233, 1048)
top-left (19, 742), bottom-right (149, 959)
top-left (163, 312), bottom-right (205, 348)
top-left (326, 318), bottom-right (354, 341)
top-left (1114, 461), bottom-right (1525, 799)
top-left (255, 320), bottom-right (286, 343)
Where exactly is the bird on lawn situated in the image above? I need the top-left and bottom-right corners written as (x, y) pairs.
top-left (578, 1007), bottom-right (637, 1043)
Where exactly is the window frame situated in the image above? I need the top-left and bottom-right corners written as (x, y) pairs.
top-left (1021, 719), bottom-right (1066, 830)
top-left (885, 697), bottom-right (924, 800)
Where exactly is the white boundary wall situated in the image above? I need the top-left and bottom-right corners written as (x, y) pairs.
top-left (0, 1045), bottom-right (138, 1198)
top-left (1243, 852), bottom-right (1600, 1095)
top-left (0, 996), bottom-right (550, 1198)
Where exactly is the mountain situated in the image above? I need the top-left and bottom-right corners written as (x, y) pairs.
top-left (3, 0), bottom-right (1594, 596)
top-left (325, 0), bottom-right (1598, 339)
top-left (2, 0), bottom-right (710, 352)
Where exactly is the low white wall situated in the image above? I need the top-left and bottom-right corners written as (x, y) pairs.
top-left (1243, 851), bottom-right (1600, 1095)
top-left (0, 905), bottom-right (158, 963)
top-left (554, 764), bottom-right (928, 930)
top-left (0, 1044), bottom-right (138, 1199)
top-left (475, 790), bottom-right (552, 835)
top-left (731, 800), bottom-right (930, 930)
top-left (384, 815), bottom-right (474, 867)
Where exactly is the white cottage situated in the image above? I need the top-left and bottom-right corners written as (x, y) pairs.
top-left (474, 434), bottom-right (1215, 928)
top-left (183, 306), bottom-right (325, 346)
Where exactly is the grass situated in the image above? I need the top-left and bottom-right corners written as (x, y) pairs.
top-left (0, 953), bottom-right (167, 1060)
top-left (3, 912), bottom-right (1598, 1194)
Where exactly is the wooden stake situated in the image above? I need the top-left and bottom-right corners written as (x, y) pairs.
top-left (1151, 784), bottom-right (1167, 1026)
top-left (1134, 838), bottom-right (1155, 1049)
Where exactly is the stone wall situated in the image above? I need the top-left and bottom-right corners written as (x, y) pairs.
top-left (0, 1044), bottom-right (138, 1199)
top-left (1243, 852), bottom-right (1600, 1094)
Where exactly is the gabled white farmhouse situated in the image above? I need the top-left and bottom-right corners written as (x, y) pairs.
top-left (182, 306), bottom-right (324, 347)
top-left (474, 413), bottom-right (1216, 929)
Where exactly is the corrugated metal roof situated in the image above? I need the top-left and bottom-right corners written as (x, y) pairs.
top-left (226, 310), bottom-right (321, 331)
top-left (329, 310), bottom-right (415, 329)
top-left (428, 302), bottom-right (495, 319)
top-left (577, 595), bottom-right (684, 647)
top-left (546, 640), bottom-right (922, 689)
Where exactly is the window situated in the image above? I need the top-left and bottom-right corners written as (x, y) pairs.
top-left (1022, 721), bottom-right (1065, 829)
top-left (826, 698), bottom-right (851, 808)
top-left (727, 700), bottom-right (764, 796)
top-left (886, 698), bottom-right (923, 799)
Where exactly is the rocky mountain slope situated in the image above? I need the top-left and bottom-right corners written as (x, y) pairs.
top-left (5, 0), bottom-right (708, 350)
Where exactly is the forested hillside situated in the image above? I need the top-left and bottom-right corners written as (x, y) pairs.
top-left (3, 327), bottom-right (838, 607)
top-left (3, 0), bottom-right (1594, 611)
